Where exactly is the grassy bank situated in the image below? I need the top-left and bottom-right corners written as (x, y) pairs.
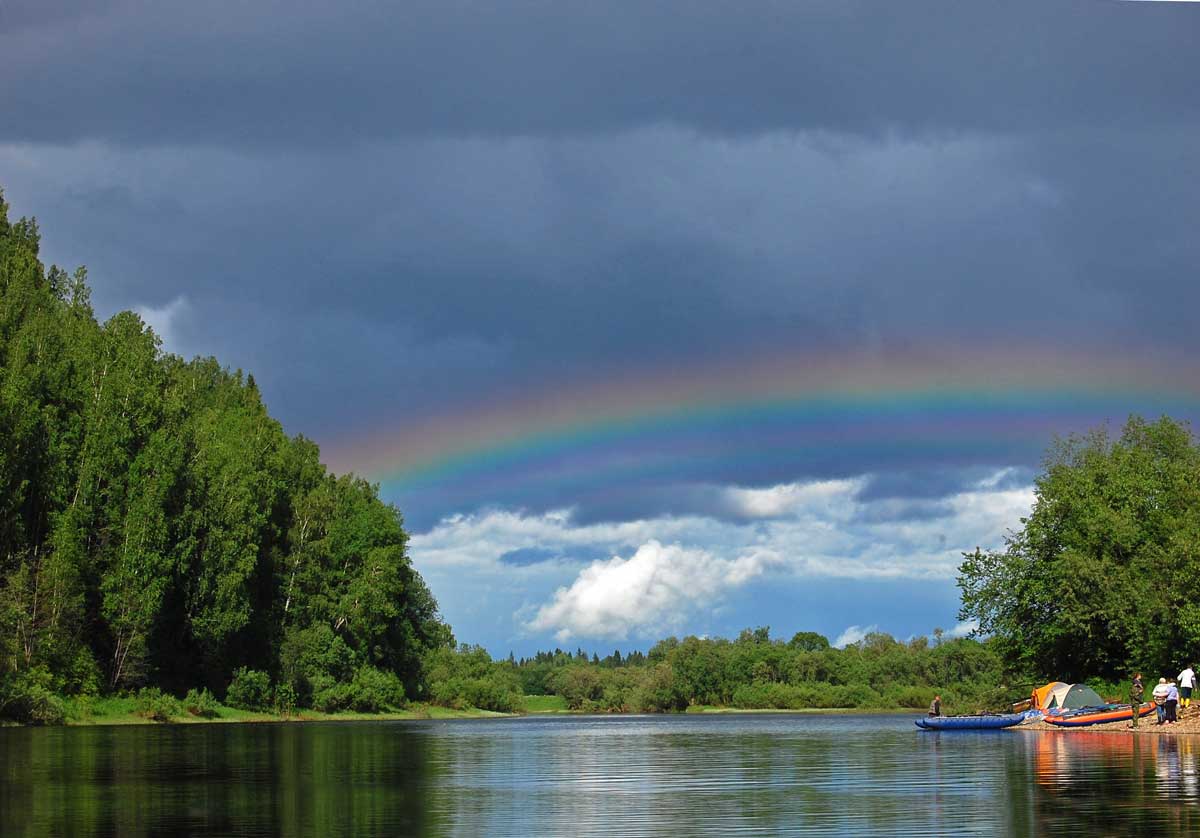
top-left (519, 694), bottom-right (570, 713)
top-left (5, 693), bottom-right (926, 727)
top-left (48, 696), bottom-right (510, 727)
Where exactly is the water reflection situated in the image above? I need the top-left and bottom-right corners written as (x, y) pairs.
top-left (1, 722), bottom-right (434, 836)
top-left (1030, 731), bottom-right (1200, 833)
top-left (5, 716), bottom-right (1200, 836)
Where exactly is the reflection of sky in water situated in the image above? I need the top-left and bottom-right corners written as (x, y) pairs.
top-left (5, 716), bottom-right (1200, 836)
top-left (419, 716), bottom-right (1199, 836)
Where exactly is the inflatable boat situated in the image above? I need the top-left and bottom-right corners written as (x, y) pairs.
top-left (1043, 702), bottom-right (1155, 728)
top-left (915, 713), bottom-right (1026, 730)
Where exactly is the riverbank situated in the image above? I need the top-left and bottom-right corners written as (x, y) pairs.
top-left (35, 696), bottom-right (513, 727)
top-left (3, 692), bottom-right (929, 727)
top-left (1020, 703), bottom-right (1200, 734)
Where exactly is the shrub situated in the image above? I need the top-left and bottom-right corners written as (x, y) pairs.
top-left (135, 688), bottom-right (183, 722)
top-left (347, 666), bottom-right (407, 712)
top-left (184, 688), bottom-right (220, 718)
top-left (274, 683), bottom-right (298, 717)
top-left (551, 666), bottom-right (604, 710)
top-left (634, 663), bottom-right (688, 712)
top-left (309, 674), bottom-right (352, 713)
top-left (63, 648), bottom-right (103, 697)
top-left (827, 683), bottom-right (882, 709)
top-left (279, 624), bottom-right (357, 706)
top-left (430, 674), bottom-right (521, 713)
top-left (0, 667), bottom-right (66, 725)
top-left (225, 668), bottom-right (272, 711)
top-left (885, 685), bottom-right (936, 710)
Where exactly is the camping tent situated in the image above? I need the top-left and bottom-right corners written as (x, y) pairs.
top-left (1057, 684), bottom-right (1106, 710)
top-left (1032, 682), bottom-right (1068, 710)
top-left (1032, 681), bottom-right (1105, 711)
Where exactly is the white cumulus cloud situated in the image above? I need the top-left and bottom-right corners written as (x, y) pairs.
top-left (833, 624), bottom-right (879, 648)
top-left (945, 619), bottom-right (979, 639)
top-left (406, 469), bottom-right (1035, 646)
top-left (134, 296), bottom-right (188, 354)
top-left (526, 540), bottom-right (780, 642)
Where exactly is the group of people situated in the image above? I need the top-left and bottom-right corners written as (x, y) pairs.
top-left (1131, 666), bottom-right (1196, 727)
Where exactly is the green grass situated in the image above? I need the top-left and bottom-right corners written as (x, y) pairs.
top-left (55, 696), bottom-right (510, 727)
top-left (520, 694), bottom-right (570, 713)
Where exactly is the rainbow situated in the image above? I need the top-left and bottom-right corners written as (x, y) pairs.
top-left (322, 344), bottom-right (1200, 497)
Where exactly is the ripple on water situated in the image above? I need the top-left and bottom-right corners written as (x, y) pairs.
top-left (3, 714), bottom-right (1200, 836)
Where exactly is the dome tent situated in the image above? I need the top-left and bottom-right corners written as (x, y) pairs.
top-left (1032, 682), bottom-right (1068, 710)
top-left (1057, 684), bottom-right (1106, 710)
top-left (1032, 681), bottom-right (1106, 711)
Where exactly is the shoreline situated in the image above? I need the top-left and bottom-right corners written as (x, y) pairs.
top-left (3, 700), bottom-right (926, 729)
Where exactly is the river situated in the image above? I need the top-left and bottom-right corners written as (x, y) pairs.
top-left (3, 713), bottom-right (1199, 836)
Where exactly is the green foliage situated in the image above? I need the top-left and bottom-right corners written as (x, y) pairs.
top-left (183, 688), bottom-right (220, 718)
top-left (500, 630), bottom-right (1007, 714)
top-left (278, 623), bottom-right (357, 707)
top-left (274, 683), bottom-right (298, 717)
top-left (0, 667), bottom-right (67, 725)
top-left (520, 693), bottom-right (569, 712)
top-left (958, 415), bottom-right (1200, 681)
top-left (134, 688), bottom-right (183, 722)
top-left (0, 189), bottom-right (451, 722)
top-left (789, 631), bottom-right (831, 652)
top-left (634, 663), bottom-right (689, 712)
top-left (225, 668), bottom-right (272, 711)
top-left (425, 645), bottom-right (523, 712)
top-left (346, 666), bottom-right (407, 712)
top-left (549, 665), bottom-right (604, 709)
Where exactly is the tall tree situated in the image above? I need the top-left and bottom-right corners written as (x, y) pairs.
top-left (958, 415), bottom-right (1200, 681)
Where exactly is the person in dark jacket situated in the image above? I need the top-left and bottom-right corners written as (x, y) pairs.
top-left (928, 695), bottom-right (942, 717)
top-left (1131, 673), bottom-right (1144, 729)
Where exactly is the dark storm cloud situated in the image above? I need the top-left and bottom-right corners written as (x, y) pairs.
top-left (1, 0), bottom-right (1197, 145)
top-left (3, 0), bottom-right (1198, 531)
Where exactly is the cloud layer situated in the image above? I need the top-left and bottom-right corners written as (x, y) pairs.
top-left (409, 469), bottom-right (1033, 649)
top-left (3, 1), bottom-right (1196, 145)
top-left (527, 540), bottom-right (778, 642)
top-left (3, 0), bottom-right (1195, 651)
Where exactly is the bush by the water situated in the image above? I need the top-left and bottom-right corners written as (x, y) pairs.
top-left (425, 645), bottom-right (523, 712)
top-left (225, 668), bottom-right (272, 711)
top-left (184, 688), bottom-right (220, 718)
top-left (274, 683), bottom-right (298, 716)
top-left (0, 667), bottom-right (66, 725)
top-left (135, 688), bottom-right (183, 722)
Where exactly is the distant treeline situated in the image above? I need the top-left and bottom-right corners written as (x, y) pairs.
top-left (0, 191), bottom-right (452, 723)
top-left (428, 629), bottom-right (1009, 714)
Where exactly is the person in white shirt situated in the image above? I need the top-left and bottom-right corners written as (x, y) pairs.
top-left (1179, 666), bottom-right (1196, 708)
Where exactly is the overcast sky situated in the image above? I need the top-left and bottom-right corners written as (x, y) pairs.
top-left (3, 0), bottom-right (1198, 654)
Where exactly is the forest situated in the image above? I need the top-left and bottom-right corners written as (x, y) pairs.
top-left (443, 629), bottom-right (1009, 714)
top-left (0, 192), bottom-right (451, 723)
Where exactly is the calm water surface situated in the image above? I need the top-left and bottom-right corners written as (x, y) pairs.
top-left (3, 713), bottom-right (1199, 836)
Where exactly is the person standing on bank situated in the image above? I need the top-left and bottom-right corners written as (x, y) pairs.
top-left (928, 695), bottom-right (942, 717)
top-left (1166, 680), bottom-right (1180, 724)
top-left (1178, 665), bottom-right (1195, 709)
top-left (1153, 678), bottom-right (1171, 725)
top-left (1131, 673), bottom-right (1145, 729)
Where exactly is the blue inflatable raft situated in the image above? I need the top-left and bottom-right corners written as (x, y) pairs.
top-left (915, 713), bottom-right (1026, 731)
